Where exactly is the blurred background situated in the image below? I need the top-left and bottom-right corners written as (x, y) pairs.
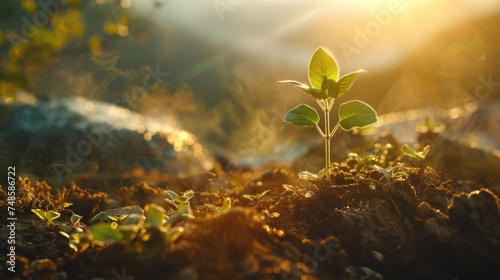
top-left (1, 0), bottom-right (500, 184)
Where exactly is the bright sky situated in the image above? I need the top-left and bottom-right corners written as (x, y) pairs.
top-left (133, 0), bottom-right (500, 71)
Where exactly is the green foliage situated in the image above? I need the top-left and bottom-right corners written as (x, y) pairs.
top-left (278, 47), bottom-right (377, 180)
top-left (62, 203), bottom-right (184, 253)
top-left (31, 209), bottom-right (61, 225)
top-left (401, 144), bottom-right (430, 163)
top-left (338, 101), bottom-right (378, 131)
top-left (204, 197), bottom-right (232, 216)
top-left (165, 190), bottom-right (195, 205)
top-left (144, 203), bottom-right (166, 229)
top-left (374, 165), bottom-right (408, 181)
top-left (283, 104), bottom-right (320, 127)
top-left (243, 190), bottom-right (271, 201)
top-left (165, 190), bottom-right (195, 224)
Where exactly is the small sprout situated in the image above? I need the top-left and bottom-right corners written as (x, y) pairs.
top-left (70, 214), bottom-right (82, 226)
top-left (204, 197), bottom-right (232, 216)
top-left (32, 209), bottom-right (61, 225)
top-left (401, 144), bottom-right (430, 165)
top-left (90, 224), bottom-right (123, 245)
top-left (60, 231), bottom-right (91, 253)
top-left (165, 189), bottom-right (194, 205)
top-left (279, 47), bottom-right (377, 180)
top-left (243, 190), bottom-right (271, 201)
top-left (374, 165), bottom-right (408, 181)
top-left (166, 201), bottom-right (194, 225)
top-left (144, 204), bottom-right (166, 229)
top-left (416, 115), bottom-right (445, 134)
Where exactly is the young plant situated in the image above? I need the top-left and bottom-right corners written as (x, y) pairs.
top-left (373, 165), bottom-right (409, 181)
top-left (204, 197), bottom-right (232, 216)
top-left (243, 190), bottom-right (270, 201)
top-left (165, 190), bottom-right (195, 224)
top-left (32, 209), bottom-right (61, 225)
top-left (278, 47), bottom-right (377, 180)
top-left (401, 144), bottom-right (430, 165)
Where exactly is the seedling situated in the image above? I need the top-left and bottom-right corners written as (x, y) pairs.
top-left (401, 144), bottom-right (430, 165)
top-left (243, 190), bottom-right (270, 201)
top-left (374, 165), bottom-right (408, 181)
top-left (204, 197), bottom-right (232, 216)
top-left (32, 209), bottom-right (61, 225)
top-left (63, 204), bottom-right (184, 252)
top-left (278, 47), bottom-right (377, 180)
top-left (165, 190), bottom-right (195, 224)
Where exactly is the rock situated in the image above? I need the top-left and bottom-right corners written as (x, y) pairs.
top-left (0, 97), bottom-right (214, 188)
top-left (417, 189), bottom-right (500, 278)
top-left (332, 198), bottom-right (416, 276)
top-left (447, 189), bottom-right (500, 270)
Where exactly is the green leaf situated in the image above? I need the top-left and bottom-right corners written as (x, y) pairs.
top-left (144, 204), bottom-right (166, 228)
top-left (338, 100), bottom-right (377, 131)
top-left (317, 166), bottom-right (332, 180)
top-left (165, 190), bottom-right (179, 202)
top-left (46, 211), bottom-right (61, 223)
top-left (32, 209), bottom-right (47, 221)
top-left (308, 47), bottom-right (339, 90)
top-left (177, 201), bottom-right (191, 215)
top-left (70, 214), bottom-right (82, 225)
top-left (284, 104), bottom-right (320, 127)
top-left (179, 190), bottom-right (195, 202)
top-left (255, 190), bottom-right (270, 200)
top-left (277, 80), bottom-right (329, 99)
top-left (298, 171), bottom-right (318, 180)
top-left (328, 70), bottom-right (366, 99)
top-left (122, 213), bottom-right (144, 225)
top-left (401, 144), bottom-right (430, 160)
top-left (90, 224), bottom-right (123, 243)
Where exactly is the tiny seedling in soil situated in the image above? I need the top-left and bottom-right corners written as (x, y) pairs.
top-left (278, 47), bottom-right (377, 180)
top-left (373, 165), bottom-right (409, 181)
top-left (243, 190), bottom-right (271, 201)
top-left (31, 209), bottom-right (61, 225)
top-left (165, 190), bottom-right (195, 224)
top-left (204, 197), bottom-right (232, 216)
top-left (401, 144), bottom-right (430, 166)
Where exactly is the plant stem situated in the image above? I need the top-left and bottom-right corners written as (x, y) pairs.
top-left (324, 99), bottom-right (332, 181)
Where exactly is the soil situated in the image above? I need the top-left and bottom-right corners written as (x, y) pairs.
top-left (1, 132), bottom-right (500, 280)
